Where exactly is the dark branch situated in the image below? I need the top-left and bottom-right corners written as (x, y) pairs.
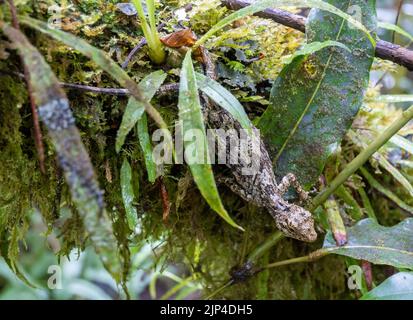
top-left (222, 0), bottom-right (413, 71)
top-left (0, 69), bottom-right (179, 97)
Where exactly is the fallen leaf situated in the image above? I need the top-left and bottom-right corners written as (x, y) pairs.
top-left (161, 28), bottom-right (197, 48)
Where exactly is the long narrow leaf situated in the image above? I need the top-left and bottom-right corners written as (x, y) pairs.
top-left (282, 40), bottom-right (350, 65)
top-left (116, 70), bottom-right (167, 153)
top-left (21, 16), bottom-right (169, 132)
top-left (120, 158), bottom-right (139, 231)
top-left (378, 21), bottom-right (413, 42)
top-left (179, 51), bottom-right (243, 230)
top-left (195, 72), bottom-right (253, 133)
top-left (349, 130), bottom-right (413, 198)
top-left (390, 135), bottom-right (413, 155)
top-left (1, 24), bottom-right (123, 280)
top-left (137, 113), bottom-right (157, 183)
top-left (367, 95), bottom-right (413, 104)
top-left (360, 167), bottom-right (413, 215)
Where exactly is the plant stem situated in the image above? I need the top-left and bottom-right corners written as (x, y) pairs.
top-left (265, 249), bottom-right (330, 269)
top-left (247, 231), bottom-right (284, 263)
top-left (203, 280), bottom-right (234, 300)
top-left (357, 186), bottom-right (377, 222)
top-left (310, 104), bottom-right (413, 211)
top-left (132, 0), bottom-right (165, 64)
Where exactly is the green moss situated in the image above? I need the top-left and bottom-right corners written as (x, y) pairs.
top-left (0, 0), bottom-right (408, 300)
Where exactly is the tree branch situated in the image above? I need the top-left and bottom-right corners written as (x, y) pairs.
top-left (222, 0), bottom-right (413, 71)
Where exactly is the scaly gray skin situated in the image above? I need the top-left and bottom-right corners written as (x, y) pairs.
top-left (201, 48), bottom-right (317, 242)
top-left (206, 104), bottom-right (317, 242)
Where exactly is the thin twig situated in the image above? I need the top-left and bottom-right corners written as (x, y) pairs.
top-left (0, 70), bottom-right (180, 96)
top-left (375, 0), bottom-right (405, 86)
top-left (61, 83), bottom-right (129, 95)
top-left (222, 0), bottom-right (413, 71)
top-left (7, 0), bottom-right (46, 173)
top-left (203, 280), bottom-right (234, 300)
top-left (121, 37), bottom-right (147, 69)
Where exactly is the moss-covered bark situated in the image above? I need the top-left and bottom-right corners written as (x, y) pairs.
top-left (0, 0), bottom-right (407, 299)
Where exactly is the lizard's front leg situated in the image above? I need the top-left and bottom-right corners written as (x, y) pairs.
top-left (277, 173), bottom-right (309, 205)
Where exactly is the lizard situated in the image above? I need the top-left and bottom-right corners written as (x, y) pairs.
top-left (159, 28), bottom-right (317, 242)
top-left (200, 47), bottom-right (317, 243)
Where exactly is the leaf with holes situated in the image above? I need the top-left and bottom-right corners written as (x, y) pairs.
top-left (258, 0), bottom-right (377, 188)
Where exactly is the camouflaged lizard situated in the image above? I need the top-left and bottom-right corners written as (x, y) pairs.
top-left (200, 48), bottom-right (317, 242)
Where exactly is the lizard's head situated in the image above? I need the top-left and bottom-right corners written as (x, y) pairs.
top-left (274, 203), bottom-right (317, 243)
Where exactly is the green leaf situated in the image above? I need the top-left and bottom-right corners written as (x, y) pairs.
top-left (359, 166), bottom-right (413, 215)
top-left (0, 240), bottom-right (36, 289)
top-left (131, 0), bottom-right (165, 64)
top-left (349, 130), bottom-right (413, 198)
top-left (378, 21), bottom-right (413, 42)
top-left (116, 70), bottom-right (167, 153)
top-left (281, 40), bottom-right (350, 65)
top-left (323, 218), bottom-right (413, 269)
top-left (195, 72), bottom-right (253, 134)
top-left (137, 113), bottom-right (157, 183)
top-left (21, 16), bottom-right (169, 132)
top-left (178, 51), bottom-right (243, 231)
top-left (195, 0), bottom-right (375, 48)
top-left (334, 185), bottom-right (363, 221)
top-left (361, 272), bottom-right (413, 300)
top-left (120, 159), bottom-right (139, 231)
top-left (389, 135), bottom-right (413, 155)
top-left (1, 24), bottom-right (123, 280)
top-left (258, 0), bottom-right (377, 188)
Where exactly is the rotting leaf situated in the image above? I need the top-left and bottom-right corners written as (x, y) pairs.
top-left (1, 23), bottom-right (123, 281)
top-left (258, 0), bottom-right (377, 188)
top-left (178, 50), bottom-right (243, 231)
top-left (161, 28), bottom-right (197, 48)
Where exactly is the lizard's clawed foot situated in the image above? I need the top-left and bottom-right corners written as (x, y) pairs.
top-left (277, 173), bottom-right (309, 205)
